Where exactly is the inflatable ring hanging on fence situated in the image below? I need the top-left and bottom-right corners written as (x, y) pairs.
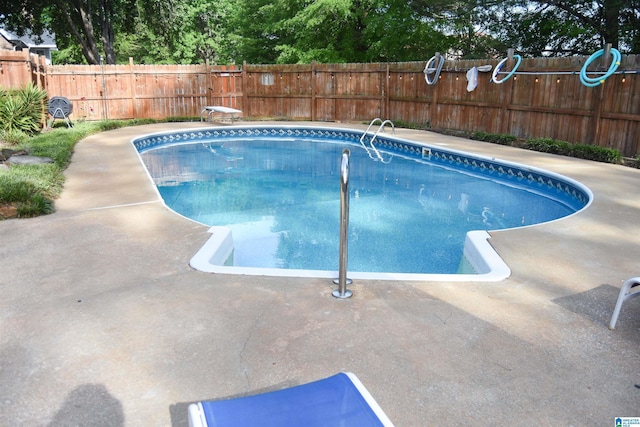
top-left (424, 55), bottom-right (445, 85)
top-left (580, 48), bottom-right (621, 87)
top-left (491, 54), bottom-right (522, 84)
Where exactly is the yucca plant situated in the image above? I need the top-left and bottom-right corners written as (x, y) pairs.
top-left (0, 83), bottom-right (47, 136)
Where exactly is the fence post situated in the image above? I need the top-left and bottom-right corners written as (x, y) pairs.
top-left (129, 57), bottom-right (137, 119)
top-left (242, 61), bottom-right (248, 118)
top-left (499, 48), bottom-right (515, 134)
top-left (35, 55), bottom-right (47, 129)
top-left (384, 63), bottom-right (390, 119)
top-left (206, 59), bottom-right (212, 108)
top-left (311, 60), bottom-right (317, 121)
top-left (429, 65), bottom-right (439, 128)
top-left (590, 43), bottom-right (612, 146)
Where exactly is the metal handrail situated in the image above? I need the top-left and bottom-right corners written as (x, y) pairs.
top-left (333, 148), bottom-right (352, 298)
top-left (359, 118), bottom-right (394, 163)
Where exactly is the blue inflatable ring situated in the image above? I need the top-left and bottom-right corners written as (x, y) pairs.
top-left (580, 48), bottom-right (621, 87)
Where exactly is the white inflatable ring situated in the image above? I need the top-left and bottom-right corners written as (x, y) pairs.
top-left (491, 54), bottom-right (522, 84)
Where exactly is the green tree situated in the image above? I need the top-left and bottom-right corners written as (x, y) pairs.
top-left (138, 0), bottom-right (238, 64)
top-left (488, 0), bottom-right (640, 55)
top-left (0, 0), bottom-right (137, 64)
top-left (5, 0), bottom-right (637, 66)
top-left (407, 0), bottom-right (510, 58)
top-left (232, 0), bottom-right (450, 64)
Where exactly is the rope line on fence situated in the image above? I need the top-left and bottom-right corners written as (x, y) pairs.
top-left (492, 70), bottom-right (638, 76)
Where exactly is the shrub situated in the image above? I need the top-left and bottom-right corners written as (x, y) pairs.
top-left (524, 137), bottom-right (622, 164)
top-left (470, 131), bottom-right (517, 145)
top-left (523, 137), bottom-right (568, 154)
top-left (0, 84), bottom-right (48, 136)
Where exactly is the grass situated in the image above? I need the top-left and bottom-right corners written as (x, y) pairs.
top-left (0, 119), bottom-right (165, 218)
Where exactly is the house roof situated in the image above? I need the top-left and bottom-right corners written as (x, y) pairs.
top-left (0, 28), bottom-right (57, 50)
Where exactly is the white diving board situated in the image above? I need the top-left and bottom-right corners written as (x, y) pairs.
top-left (200, 106), bottom-right (242, 123)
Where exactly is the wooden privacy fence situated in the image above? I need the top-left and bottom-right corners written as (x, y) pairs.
top-left (0, 50), bottom-right (47, 90)
top-left (43, 58), bottom-right (241, 121)
top-left (243, 57), bottom-right (640, 157)
top-left (1, 52), bottom-right (639, 156)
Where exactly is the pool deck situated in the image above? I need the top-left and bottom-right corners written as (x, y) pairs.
top-left (1, 121), bottom-right (639, 426)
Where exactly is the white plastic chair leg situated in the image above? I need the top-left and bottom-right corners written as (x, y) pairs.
top-left (609, 277), bottom-right (640, 329)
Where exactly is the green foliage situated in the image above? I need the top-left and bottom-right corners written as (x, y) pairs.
top-left (0, 84), bottom-right (47, 136)
top-left (114, 21), bottom-right (175, 64)
top-left (2, 164), bottom-right (63, 198)
top-left (0, 119), bottom-right (167, 219)
top-left (408, 0), bottom-right (508, 58)
top-left (2, 0), bottom-right (639, 68)
top-left (468, 133), bottom-right (623, 164)
top-left (17, 193), bottom-right (55, 217)
top-left (486, 0), bottom-right (639, 55)
top-left (0, 122), bottom-right (104, 218)
top-left (391, 120), bottom-right (424, 130)
top-left (0, 129), bottom-right (28, 146)
top-left (1, 117), bottom-right (192, 216)
top-left (135, 0), bottom-right (238, 64)
top-left (470, 132), bottom-right (517, 146)
top-left (232, 0), bottom-right (452, 64)
top-left (524, 138), bottom-right (622, 164)
top-left (25, 129), bottom-right (80, 168)
top-left (0, 166), bottom-right (57, 217)
top-left (51, 44), bottom-right (88, 65)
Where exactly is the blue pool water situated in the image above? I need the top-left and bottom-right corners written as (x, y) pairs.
top-left (135, 126), bottom-right (590, 275)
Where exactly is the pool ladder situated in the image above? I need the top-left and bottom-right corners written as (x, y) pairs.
top-left (360, 118), bottom-right (394, 163)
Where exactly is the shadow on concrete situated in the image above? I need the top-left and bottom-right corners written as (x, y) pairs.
top-left (48, 384), bottom-right (124, 427)
top-left (169, 402), bottom-right (190, 427)
top-left (553, 284), bottom-right (640, 342)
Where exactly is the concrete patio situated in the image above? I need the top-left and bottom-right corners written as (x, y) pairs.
top-left (1, 122), bottom-right (638, 426)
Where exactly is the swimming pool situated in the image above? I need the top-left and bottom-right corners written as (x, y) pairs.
top-left (133, 125), bottom-right (591, 281)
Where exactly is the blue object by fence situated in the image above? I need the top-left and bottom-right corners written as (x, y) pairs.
top-left (188, 372), bottom-right (394, 427)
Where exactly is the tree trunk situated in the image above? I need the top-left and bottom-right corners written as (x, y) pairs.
top-left (98, 0), bottom-right (117, 64)
top-left (56, 0), bottom-right (102, 64)
top-left (602, 0), bottom-right (621, 48)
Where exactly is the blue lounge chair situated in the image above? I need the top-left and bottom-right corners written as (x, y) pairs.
top-left (188, 372), bottom-right (395, 427)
